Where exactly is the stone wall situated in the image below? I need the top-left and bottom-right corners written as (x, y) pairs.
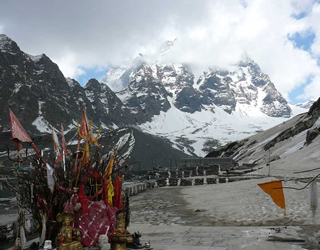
top-left (122, 181), bottom-right (156, 196)
top-left (156, 176), bottom-right (264, 187)
top-left (148, 166), bottom-right (220, 180)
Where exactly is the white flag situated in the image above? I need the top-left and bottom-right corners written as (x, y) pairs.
top-left (46, 163), bottom-right (55, 193)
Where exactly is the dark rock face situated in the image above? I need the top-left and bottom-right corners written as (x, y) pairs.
top-left (175, 86), bottom-right (202, 113)
top-left (198, 72), bottom-right (236, 114)
top-left (0, 34), bottom-right (139, 134)
top-left (83, 78), bottom-right (137, 126)
top-left (101, 43), bottom-right (291, 119)
top-left (306, 128), bottom-right (320, 144)
top-left (0, 34), bottom-right (76, 133)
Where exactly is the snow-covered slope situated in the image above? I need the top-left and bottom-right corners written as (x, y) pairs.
top-left (139, 96), bottom-right (291, 156)
top-left (207, 97), bottom-right (320, 177)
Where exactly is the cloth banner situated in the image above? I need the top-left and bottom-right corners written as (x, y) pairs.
top-left (54, 124), bottom-right (67, 164)
top-left (52, 129), bottom-right (60, 151)
top-left (46, 163), bottom-right (55, 193)
top-left (64, 195), bottom-right (117, 247)
top-left (113, 175), bottom-right (122, 210)
top-left (9, 109), bottom-right (33, 151)
top-left (79, 109), bottom-right (99, 147)
top-left (258, 180), bottom-right (286, 215)
top-left (103, 155), bottom-right (115, 178)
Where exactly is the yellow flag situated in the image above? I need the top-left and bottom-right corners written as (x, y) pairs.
top-left (103, 155), bottom-right (115, 178)
top-left (107, 178), bottom-right (114, 206)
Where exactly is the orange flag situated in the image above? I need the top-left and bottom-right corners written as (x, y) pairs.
top-left (258, 180), bottom-right (286, 215)
top-left (103, 155), bottom-right (115, 178)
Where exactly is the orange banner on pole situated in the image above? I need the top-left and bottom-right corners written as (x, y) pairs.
top-left (258, 180), bottom-right (286, 215)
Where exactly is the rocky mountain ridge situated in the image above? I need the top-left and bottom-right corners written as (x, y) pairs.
top-left (0, 34), bottom-right (189, 168)
top-left (0, 34), bottom-right (310, 162)
top-left (102, 44), bottom-right (292, 119)
top-left (101, 42), bottom-right (306, 155)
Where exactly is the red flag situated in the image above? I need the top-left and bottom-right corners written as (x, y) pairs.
top-left (55, 124), bottom-right (67, 164)
top-left (9, 109), bottom-right (33, 151)
top-left (80, 109), bottom-right (90, 137)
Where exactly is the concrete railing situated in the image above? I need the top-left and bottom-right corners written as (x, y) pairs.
top-left (122, 181), bottom-right (156, 196)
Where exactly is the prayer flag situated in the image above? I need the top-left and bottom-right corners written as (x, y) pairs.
top-left (80, 109), bottom-right (90, 137)
top-left (54, 124), bottom-right (67, 165)
top-left (52, 128), bottom-right (60, 151)
top-left (46, 163), bottom-right (55, 193)
top-left (79, 109), bottom-right (99, 146)
top-left (9, 109), bottom-right (33, 151)
top-left (258, 180), bottom-right (286, 215)
top-left (103, 155), bottom-right (115, 178)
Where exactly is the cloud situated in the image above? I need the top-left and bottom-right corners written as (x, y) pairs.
top-left (54, 51), bottom-right (86, 79)
top-left (160, 0), bottom-right (320, 102)
top-left (0, 0), bottom-right (320, 102)
top-left (298, 74), bottom-right (320, 100)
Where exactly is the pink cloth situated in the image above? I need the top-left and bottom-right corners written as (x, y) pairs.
top-left (64, 195), bottom-right (117, 247)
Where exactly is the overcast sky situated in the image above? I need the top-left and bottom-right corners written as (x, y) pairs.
top-left (0, 0), bottom-right (319, 103)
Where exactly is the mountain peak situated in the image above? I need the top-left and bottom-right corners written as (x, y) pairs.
top-left (85, 78), bottom-right (101, 90)
top-left (0, 34), bottom-right (20, 53)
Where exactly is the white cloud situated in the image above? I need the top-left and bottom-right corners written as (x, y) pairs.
top-left (310, 3), bottom-right (320, 56)
top-left (54, 52), bottom-right (85, 79)
top-left (298, 74), bottom-right (320, 100)
top-left (0, 0), bottom-right (319, 102)
top-left (159, 0), bottom-right (320, 102)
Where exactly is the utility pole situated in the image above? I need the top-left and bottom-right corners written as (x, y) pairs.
top-left (268, 148), bottom-right (271, 177)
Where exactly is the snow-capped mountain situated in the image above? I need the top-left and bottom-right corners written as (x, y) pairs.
top-left (0, 34), bottom-right (312, 165)
top-left (291, 99), bottom-right (316, 110)
top-left (0, 34), bottom-right (189, 168)
top-left (100, 41), bottom-right (309, 155)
